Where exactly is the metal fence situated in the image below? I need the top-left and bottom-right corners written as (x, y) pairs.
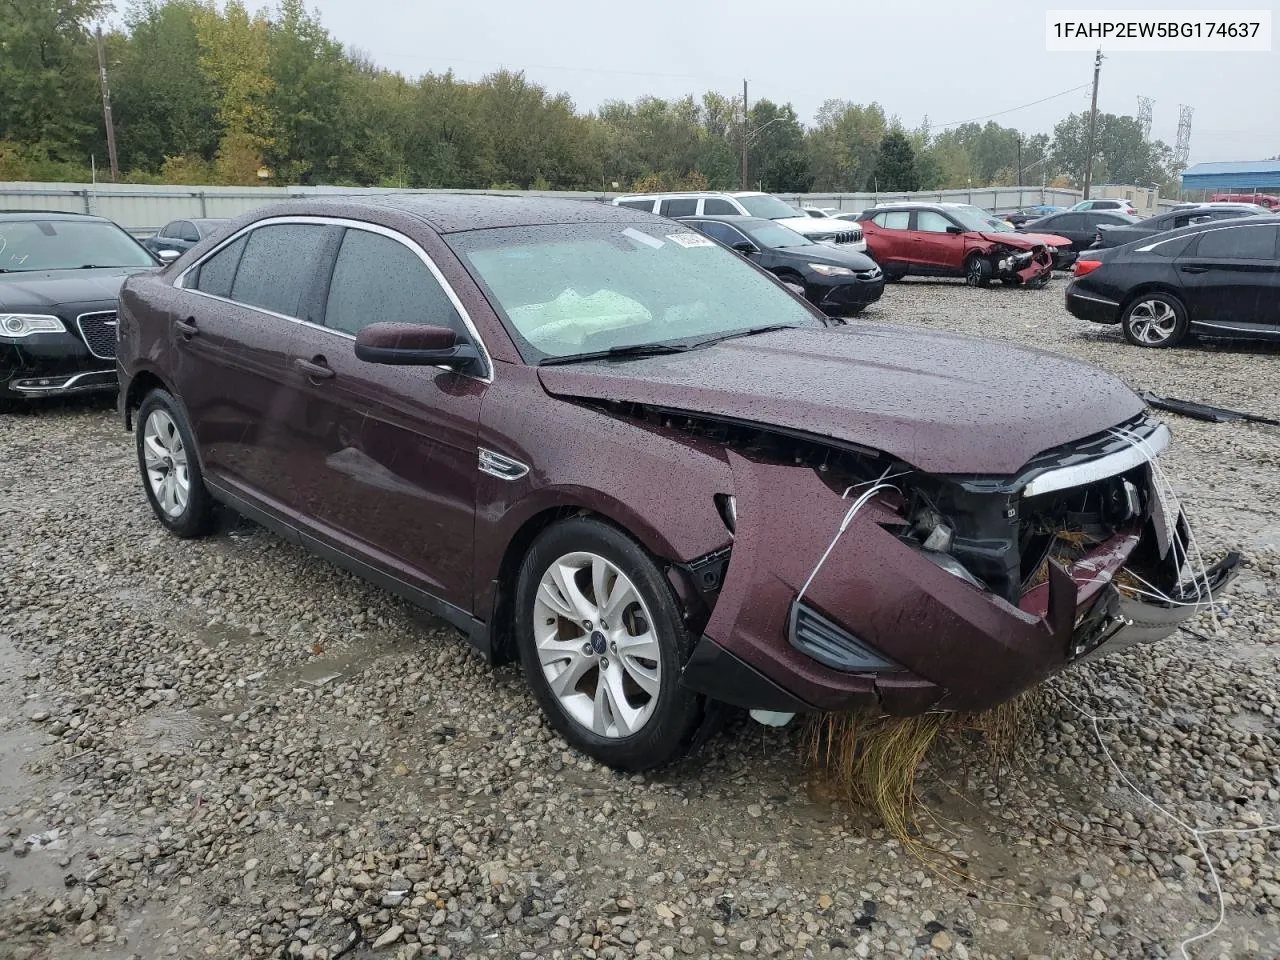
top-left (0, 180), bottom-right (1088, 234)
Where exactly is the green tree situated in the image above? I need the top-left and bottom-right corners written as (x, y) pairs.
top-left (746, 100), bottom-right (809, 192)
top-left (1051, 112), bottom-right (1172, 187)
top-left (806, 100), bottom-right (887, 191)
top-left (874, 130), bottom-right (919, 191)
top-left (113, 0), bottom-right (221, 173)
top-left (0, 0), bottom-right (104, 163)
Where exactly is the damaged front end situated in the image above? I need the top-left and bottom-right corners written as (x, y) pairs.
top-left (992, 241), bottom-right (1055, 285)
top-left (678, 413), bottom-right (1239, 717)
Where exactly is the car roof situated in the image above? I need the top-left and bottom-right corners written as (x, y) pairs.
top-left (0, 210), bottom-right (111, 222)
top-left (242, 195), bottom-right (655, 234)
top-left (1130, 212), bottom-right (1279, 245)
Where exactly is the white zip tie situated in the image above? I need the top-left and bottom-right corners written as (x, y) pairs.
top-left (797, 471), bottom-right (900, 604)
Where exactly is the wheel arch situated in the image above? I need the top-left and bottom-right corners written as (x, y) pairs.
top-left (482, 490), bottom-right (730, 665)
top-left (1118, 282), bottom-right (1186, 316)
top-left (122, 366), bottom-right (174, 431)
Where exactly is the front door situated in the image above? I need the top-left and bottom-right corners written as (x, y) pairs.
top-left (1176, 222), bottom-right (1280, 331)
top-left (912, 209), bottom-right (962, 270)
top-left (283, 225), bottom-right (486, 610)
top-left (171, 221), bottom-right (328, 508)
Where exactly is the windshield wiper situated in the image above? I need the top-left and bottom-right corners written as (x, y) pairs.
top-left (539, 342), bottom-right (692, 366)
top-left (692, 324), bottom-right (799, 348)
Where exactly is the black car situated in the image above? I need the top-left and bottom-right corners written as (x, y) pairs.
top-left (1065, 215), bottom-right (1280, 347)
top-left (141, 218), bottom-right (230, 257)
top-left (1019, 210), bottom-right (1141, 260)
top-left (679, 215), bottom-right (884, 315)
top-left (1, 211), bottom-right (161, 406)
top-left (1093, 205), bottom-right (1269, 249)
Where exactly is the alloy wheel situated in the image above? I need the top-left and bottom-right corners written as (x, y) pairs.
top-left (142, 409), bottom-right (191, 517)
top-left (1127, 298), bottom-right (1179, 345)
top-left (533, 551), bottom-right (661, 738)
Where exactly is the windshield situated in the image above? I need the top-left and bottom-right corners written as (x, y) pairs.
top-left (736, 194), bottom-right (804, 220)
top-left (448, 222), bottom-right (824, 362)
top-left (0, 219), bottom-right (155, 271)
top-left (742, 222), bottom-right (812, 249)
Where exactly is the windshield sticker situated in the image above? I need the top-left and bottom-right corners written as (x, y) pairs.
top-left (666, 232), bottom-right (715, 248)
top-left (622, 227), bottom-right (664, 250)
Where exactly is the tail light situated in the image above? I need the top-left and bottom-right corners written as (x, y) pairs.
top-left (1074, 259), bottom-right (1103, 277)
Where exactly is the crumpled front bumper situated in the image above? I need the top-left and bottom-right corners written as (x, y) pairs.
top-left (679, 450), bottom-right (1238, 716)
top-left (999, 247), bottom-right (1055, 285)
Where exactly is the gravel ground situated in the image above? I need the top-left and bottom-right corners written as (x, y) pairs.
top-left (1, 277), bottom-right (1277, 960)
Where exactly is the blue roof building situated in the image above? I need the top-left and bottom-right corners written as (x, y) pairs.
top-left (1180, 160), bottom-right (1280, 191)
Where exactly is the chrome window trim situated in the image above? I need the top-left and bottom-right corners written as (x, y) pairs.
top-left (1022, 423), bottom-right (1171, 497)
top-left (175, 215), bottom-right (495, 383)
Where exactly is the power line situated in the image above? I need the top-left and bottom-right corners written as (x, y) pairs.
top-left (936, 83), bottom-right (1091, 129)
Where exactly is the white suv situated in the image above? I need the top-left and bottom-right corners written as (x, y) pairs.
top-left (1070, 198), bottom-right (1138, 214)
top-left (612, 191), bottom-right (866, 252)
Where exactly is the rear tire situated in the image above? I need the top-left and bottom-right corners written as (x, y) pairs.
top-left (136, 389), bottom-right (217, 538)
top-left (1120, 292), bottom-right (1188, 348)
top-left (514, 518), bottom-right (702, 771)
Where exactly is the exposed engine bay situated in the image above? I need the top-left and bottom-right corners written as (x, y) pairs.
top-left (602, 401), bottom-right (1239, 716)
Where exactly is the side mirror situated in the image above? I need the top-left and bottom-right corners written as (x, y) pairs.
top-left (731, 240), bottom-right (758, 254)
top-left (157, 249), bottom-right (181, 264)
top-left (945, 225), bottom-right (964, 235)
top-left (354, 322), bottom-right (479, 369)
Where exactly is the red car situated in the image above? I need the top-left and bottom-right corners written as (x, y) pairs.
top-left (856, 203), bottom-right (1067, 286)
top-left (115, 196), bottom-right (1235, 771)
top-left (1211, 193), bottom-right (1279, 209)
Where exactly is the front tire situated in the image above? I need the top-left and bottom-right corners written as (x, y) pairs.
top-left (136, 389), bottom-right (216, 538)
top-left (1121, 292), bottom-right (1188, 348)
top-left (514, 518), bottom-right (702, 771)
top-left (965, 254), bottom-right (992, 287)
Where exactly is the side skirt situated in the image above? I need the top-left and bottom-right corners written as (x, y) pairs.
top-left (205, 480), bottom-right (493, 660)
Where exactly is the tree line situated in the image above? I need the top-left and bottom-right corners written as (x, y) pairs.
top-left (0, 0), bottom-right (1180, 195)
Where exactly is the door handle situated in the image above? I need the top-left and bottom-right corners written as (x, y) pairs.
top-left (174, 317), bottom-right (197, 336)
top-left (295, 357), bottom-right (335, 380)
top-left (1179, 265), bottom-right (1209, 274)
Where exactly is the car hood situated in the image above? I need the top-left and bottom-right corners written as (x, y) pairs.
top-left (773, 216), bottom-right (858, 236)
top-left (0, 267), bottom-right (152, 309)
top-left (537, 323), bottom-right (1144, 475)
top-left (978, 231), bottom-right (1043, 249)
top-left (777, 244), bottom-right (877, 271)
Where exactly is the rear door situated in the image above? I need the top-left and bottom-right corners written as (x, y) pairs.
top-left (1176, 222), bottom-right (1280, 330)
top-left (864, 210), bottom-right (911, 266)
top-left (172, 221), bottom-right (328, 508)
top-left (282, 223), bottom-right (487, 610)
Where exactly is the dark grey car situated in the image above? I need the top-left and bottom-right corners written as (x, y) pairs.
top-left (141, 219), bottom-right (231, 257)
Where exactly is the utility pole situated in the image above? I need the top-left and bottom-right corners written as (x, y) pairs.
top-left (1016, 135), bottom-right (1023, 188)
top-left (96, 26), bottom-right (120, 182)
top-left (740, 79), bottom-right (749, 190)
top-left (1082, 48), bottom-right (1103, 200)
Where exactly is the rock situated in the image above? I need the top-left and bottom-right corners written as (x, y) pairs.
top-left (739, 939), bottom-right (757, 953)
top-left (372, 925), bottom-right (404, 949)
top-left (626, 831), bottom-right (645, 850)
top-left (931, 931), bottom-right (953, 952)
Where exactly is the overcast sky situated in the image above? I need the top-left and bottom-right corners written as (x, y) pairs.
top-left (306, 0), bottom-right (1279, 165)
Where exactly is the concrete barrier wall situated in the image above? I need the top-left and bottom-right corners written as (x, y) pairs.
top-left (0, 181), bottom-right (1087, 233)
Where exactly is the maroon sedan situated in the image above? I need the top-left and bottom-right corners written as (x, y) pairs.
top-left (116, 196), bottom-right (1235, 771)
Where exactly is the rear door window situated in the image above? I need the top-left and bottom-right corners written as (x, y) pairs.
top-left (178, 221), bottom-right (200, 243)
top-left (322, 228), bottom-right (465, 337)
top-left (873, 211), bottom-right (911, 229)
top-left (701, 198), bottom-right (738, 215)
top-left (1054, 214), bottom-right (1085, 231)
top-left (616, 199), bottom-right (655, 211)
top-left (1193, 224), bottom-right (1279, 260)
top-left (659, 198), bottom-right (698, 217)
top-left (229, 224), bottom-right (327, 318)
top-left (191, 235), bottom-right (248, 298)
